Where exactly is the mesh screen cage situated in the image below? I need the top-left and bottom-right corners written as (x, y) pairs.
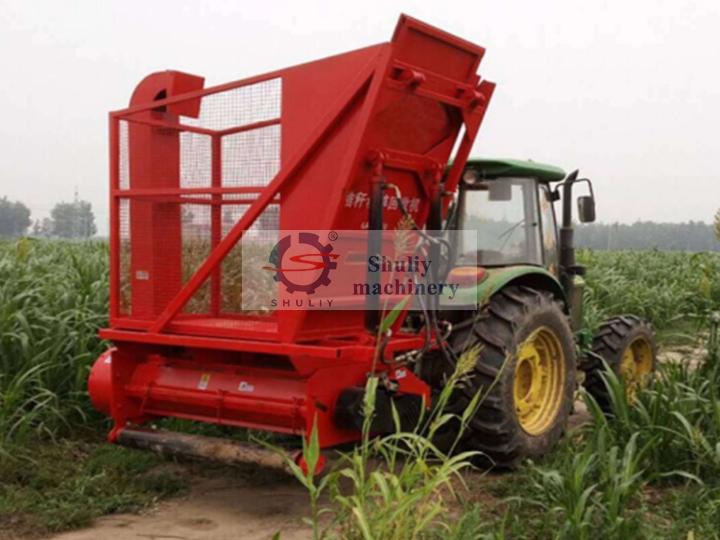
top-left (92, 14), bottom-right (495, 453)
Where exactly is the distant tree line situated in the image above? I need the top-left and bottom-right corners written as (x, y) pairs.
top-left (2, 193), bottom-right (719, 251)
top-left (576, 221), bottom-right (720, 252)
top-left (0, 196), bottom-right (96, 239)
top-left (0, 197), bottom-right (31, 237)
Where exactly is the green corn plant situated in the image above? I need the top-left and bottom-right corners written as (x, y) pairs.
top-left (527, 449), bottom-right (598, 540)
top-left (596, 433), bottom-right (645, 538)
top-left (579, 249), bottom-right (720, 336)
top-left (283, 419), bottom-right (331, 540)
top-left (0, 239), bottom-right (109, 452)
top-left (708, 312), bottom-right (719, 364)
top-left (283, 347), bottom-right (485, 540)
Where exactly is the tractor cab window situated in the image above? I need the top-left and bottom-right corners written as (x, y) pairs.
top-left (456, 176), bottom-right (542, 266)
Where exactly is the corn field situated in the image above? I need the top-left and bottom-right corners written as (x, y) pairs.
top-left (580, 249), bottom-right (720, 336)
top-left (1, 239), bottom-right (720, 538)
top-left (3, 241), bottom-right (717, 449)
top-left (0, 239), bottom-right (108, 447)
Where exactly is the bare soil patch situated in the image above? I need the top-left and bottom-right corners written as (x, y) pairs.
top-left (48, 464), bottom-right (310, 540)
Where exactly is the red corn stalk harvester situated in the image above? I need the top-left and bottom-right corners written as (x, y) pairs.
top-left (88, 14), bottom-right (494, 471)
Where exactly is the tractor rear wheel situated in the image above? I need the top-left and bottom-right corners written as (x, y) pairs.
top-left (441, 286), bottom-right (576, 467)
top-left (583, 315), bottom-right (656, 412)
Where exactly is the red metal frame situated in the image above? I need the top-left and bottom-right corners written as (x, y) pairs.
top-left (92, 14), bottom-right (495, 449)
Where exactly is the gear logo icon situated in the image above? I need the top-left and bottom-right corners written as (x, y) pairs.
top-left (264, 232), bottom-right (338, 294)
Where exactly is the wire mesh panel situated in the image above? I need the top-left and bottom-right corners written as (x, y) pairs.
top-left (181, 202), bottom-right (212, 314)
top-left (222, 125), bottom-right (281, 187)
top-left (219, 202), bottom-right (279, 314)
top-left (119, 120), bottom-right (130, 190)
top-left (113, 75), bottom-right (282, 325)
top-left (180, 133), bottom-right (212, 189)
top-left (180, 79), bottom-right (281, 131)
top-left (119, 198), bottom-right (131, 315)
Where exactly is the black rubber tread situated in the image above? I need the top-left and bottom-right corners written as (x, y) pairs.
top-left (439, 285), bottom-right (577, 467)
top-left (583, 315), bottom-right (657, 413)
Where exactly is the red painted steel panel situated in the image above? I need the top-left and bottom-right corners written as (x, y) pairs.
top-left (95, 14), bottom-right (494, 450)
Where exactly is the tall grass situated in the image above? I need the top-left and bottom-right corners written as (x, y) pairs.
top-left (0, 239), bottom-right (108, 446)
top-left (0, 240), bottom-right (190, 537)
top-left (285, 349), bottom-right (486, 540)
top-left (2, 239), bottom-right (720, 536)
top-left (1, 241), bottom-right (716, 449)
top-left (493, 316), bottom-right (720, 539)
top-left (579, 249), bottom-right (720, 335)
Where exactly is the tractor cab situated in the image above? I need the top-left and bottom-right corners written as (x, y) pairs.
top-left (456, 160), bottom-right (563, 276)
top-left (449, 158), bottom-right (597, 329)
top-left (454, 159), bottom-right (569, 275)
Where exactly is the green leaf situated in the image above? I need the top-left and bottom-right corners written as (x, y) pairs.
top-left (378, 295), bottom-right (411, 335)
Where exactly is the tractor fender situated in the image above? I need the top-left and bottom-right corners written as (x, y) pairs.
top-left (444, 265), bottom-right (567, 312)
top-left (491, 267), bottom-right (568, 310)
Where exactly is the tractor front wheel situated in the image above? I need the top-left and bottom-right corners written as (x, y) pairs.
top-left (444, 286), bottom-right (576, 467)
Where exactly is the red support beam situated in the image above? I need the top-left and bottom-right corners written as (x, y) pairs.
top-left (113, 71), bottom-right (284, 118)
top-left (109, 116), bottom-right (120, 319)
top-left (113, 186), bottom-right (272, 196)
top-left (210, 135), bottom-right (222, 315)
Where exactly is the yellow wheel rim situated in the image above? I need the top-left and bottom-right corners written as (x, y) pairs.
top-left (513, 327), bottom-right (566, 436)
top-left (619, 336), bottom-right (654, 402)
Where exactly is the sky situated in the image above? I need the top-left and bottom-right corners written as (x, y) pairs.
top-left (1, 0), bottom-right (719, 235)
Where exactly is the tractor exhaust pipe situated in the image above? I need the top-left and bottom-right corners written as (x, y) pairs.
top-left (559, 169), bottom-right (579, 291)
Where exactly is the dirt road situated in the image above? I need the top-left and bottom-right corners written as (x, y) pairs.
top-left (46, 403), bottom-right (595, 540)
top-left (50, 466), bottom-right (312, 540)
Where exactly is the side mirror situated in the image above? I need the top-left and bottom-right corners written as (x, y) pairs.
top-left (577, 195), bottom-right (596, 223)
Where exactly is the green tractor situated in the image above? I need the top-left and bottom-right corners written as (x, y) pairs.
top-left (426, 158), bottom-right (657, 465)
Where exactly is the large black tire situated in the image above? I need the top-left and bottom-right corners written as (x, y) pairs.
top-left (439, 286), bottom-right (576, 467)
top-left (583, 315), bottom-right (657, 413)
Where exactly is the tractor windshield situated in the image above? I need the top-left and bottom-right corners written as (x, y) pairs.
top-left (457, 177), bottom-right (542, 266)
